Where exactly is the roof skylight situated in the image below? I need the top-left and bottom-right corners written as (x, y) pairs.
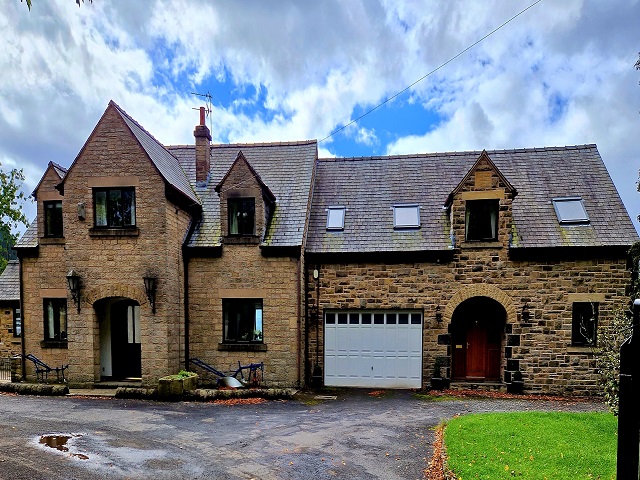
top-left (326, 207), bottom-right (345, 231)
top-left (393, 204), bottom-right (420, 229)
top-left (552, 197), bottom-right (590, 224)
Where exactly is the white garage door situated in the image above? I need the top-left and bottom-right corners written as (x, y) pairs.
top-left (324, 311), bottom-right (423, 389)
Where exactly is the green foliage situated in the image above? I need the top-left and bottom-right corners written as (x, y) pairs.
top-left (444, 412), bottom-right (617, 479)
top-left (0, 164), bottom-right (28, 265)
top-left (177, 370), bottom-right (197, 378)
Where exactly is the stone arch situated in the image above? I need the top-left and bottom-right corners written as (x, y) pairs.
top-left (444, 284), bottom-right (515, 324)
top-left (84, 283), bottom-right (148, 309)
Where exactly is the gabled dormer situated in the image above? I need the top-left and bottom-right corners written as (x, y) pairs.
top-left (445, 150), bottom-right (516, 248)
top-left (33, 161), bottom-right (67, 244)
top-left (215, 151), bottom-right (276, 244)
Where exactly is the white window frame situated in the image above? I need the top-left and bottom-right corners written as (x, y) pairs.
top-left (326, 206), bottom-right (346, 231)
top-left (393, 204), bottom-right (420, 229)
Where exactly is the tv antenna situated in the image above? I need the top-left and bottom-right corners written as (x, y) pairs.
top-left (191, 91), bottom-right (213, 133)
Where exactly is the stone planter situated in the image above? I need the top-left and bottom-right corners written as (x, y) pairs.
top-left (158, 374), bottom-right (198, 400)
top-left (506, 380), bottom-right (524, 394)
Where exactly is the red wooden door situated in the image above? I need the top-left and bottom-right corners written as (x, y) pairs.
top-left (466, 324), bottom-right (487, 378)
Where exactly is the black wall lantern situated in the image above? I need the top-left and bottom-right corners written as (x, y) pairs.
top-left (143, 276), bottom-right (157, 314)
top-left (435, 305), bottom-right (442, 323)
top-left (66, 270), bottom-right (81, 313)
top-left (521, 302), bottom-right (530, 322)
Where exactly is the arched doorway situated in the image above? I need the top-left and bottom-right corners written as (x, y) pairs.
top-left (450, 297), bottom-right (505, 380)
top-left (95, 297), bottom-right (142, 380)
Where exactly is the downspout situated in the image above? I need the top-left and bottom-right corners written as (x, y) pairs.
top-left (18, 258), bottom-right (25, 380)
top-left (303, 260), bottom-right (310, 387)
top-left (296, 254), bottom-right (301, 387)
top-left (182, 217), bottom-right (198, 371)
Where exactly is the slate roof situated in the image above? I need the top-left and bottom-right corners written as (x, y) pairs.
top-left (307, 145), bottom-right (639, 253)
top-left (110, 101), bottom-right (200, 206)
top-left (169, 141), bottom-right (317, 248)
top-left (14, 219), bottom-right (38, 249)
top-left (0, 260), bottom-right (19, 301)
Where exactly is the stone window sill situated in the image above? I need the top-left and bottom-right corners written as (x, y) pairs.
top-left (40, 236), bottom-right (65, 245)
top-left (460, 241), bottom-right (503, 249)
top-left (89, 227), bottom-right (140, 237)
top-left (40, 340), bottom-right (68, 349)
top-left (567, 346), bottom-right (594, 355)
top-left (218, 343), bottom-right (267, 352)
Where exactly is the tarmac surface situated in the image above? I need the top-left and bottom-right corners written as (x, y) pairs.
top-left (0, 389), bottom-right (607, 480)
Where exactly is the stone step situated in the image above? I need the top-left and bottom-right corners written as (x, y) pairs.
top-left (449, 381), bottom-right (505, 392)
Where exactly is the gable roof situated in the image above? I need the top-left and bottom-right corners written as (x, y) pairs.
top-left (109, 101), bottom-right (200, 207)
top-left (215, 151), bottom-right (276, 204)
top-left (445, 150), bottom-right (516, 207)
top-left (31, 161), bottom-right (67, 198)
top-left (170, 141), bottom-right (317, 248)
top-left (306, 144), bottom-right (638, 253)
top-left (0, 260), bottom-right (19, 301)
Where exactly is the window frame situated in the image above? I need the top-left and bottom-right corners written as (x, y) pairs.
top-left (326, 206), bottom-right (346, 231)
top-left (13, 307), bottom-right (21, 338)
top-left (43, 200), bottom-right (63, 237)
top-left (222, 298), bottom-right (263, 344)
top-left (393, 204), bottom-right (421, 229)
top-left (93, 187), bottom-right (136, 228)
top-left (571, 301), bottom-right (598, 346)
top-left (552, 197), bottom-right (590, 225)
top-left (43, 298), bottom-right (67, 342)
top-left (465, 199), bottom-right (499, 242)
top-left (227, 198), bottom-right (256, 236)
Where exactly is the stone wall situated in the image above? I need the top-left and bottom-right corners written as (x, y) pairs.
top-left (188, 246), bottom-right (302, 387)
top-left (0, 301), bottom-right (21, 357)
top-left (306, 249), bottom-right (629, 395)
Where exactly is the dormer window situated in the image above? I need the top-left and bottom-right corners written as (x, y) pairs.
top-left (228, 198), bottom-right (255, 236)
top-left (465, 199), bottom-right (498, 241)
top-left (393, 204), bottom-right (420, 229)
top-left (326, 207), bottom-right (345, 231)
top-left (552, 197), bottom-right (589, 225)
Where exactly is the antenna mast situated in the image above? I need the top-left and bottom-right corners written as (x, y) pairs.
top-left (191, 91), bottom-right (213, 133)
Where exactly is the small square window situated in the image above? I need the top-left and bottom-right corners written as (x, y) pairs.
top-left (44, 201), bottom-right (63, 237)
top-left (223, 298), bottom-right (263, 343)
top-left (465, 200), bottom-right (498, 241)
top-left (13, 308), bottom-right (21, 338)
top-left (228, 198), bottom-right (255, 236)
top-left (94, 187), bottom-right (136, 228)
top-left (553, 197), bottom-right (589, 224)
top-left (393, 205), bottom-right (420, 229)
top-left (572, 302), bottom-right (598, 346)
top-left (326, 207), bottom-right (345, 231)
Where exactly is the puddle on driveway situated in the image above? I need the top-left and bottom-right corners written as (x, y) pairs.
top-left (39, 434), bottom-right (89, 460)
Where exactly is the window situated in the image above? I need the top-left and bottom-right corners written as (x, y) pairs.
top-left (44, 201), bottom-right (63, 237)
top-left (572, 302), bottom-right (598, 346)
top-left (228, 198), bottom-right (255, 236)
top-left (393, 204), bottom-right (420, 229)
top-left (43, 299), bottom-right (67, 341)
top-left (94, 187), bottom-right (136, 227)
top-left (553, 197), bottom-right (589, 224)
top-left (223, 299), bottom-right (263, 343)
top-left (13, 307), bottom-right (21, 337)
top-left (465, 200), bottom-right (498, 241)
top-left (326, 207), bottom-right (345, 231)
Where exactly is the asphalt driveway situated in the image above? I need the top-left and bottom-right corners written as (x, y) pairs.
top-left (0, 390), bottom-right (606, 480)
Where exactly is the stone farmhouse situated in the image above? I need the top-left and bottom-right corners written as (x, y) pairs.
top-left (12, 101), bottom-right (638, 395)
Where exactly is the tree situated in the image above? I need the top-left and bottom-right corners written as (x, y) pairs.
top-left (0, 164), bottom-right (28, 272)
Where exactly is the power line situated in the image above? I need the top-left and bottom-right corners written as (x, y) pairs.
top-left (319, 0), bottom-right (544, 143)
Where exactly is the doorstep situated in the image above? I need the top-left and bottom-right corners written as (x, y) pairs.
top-left (67, 388), bottom-right (118, 397)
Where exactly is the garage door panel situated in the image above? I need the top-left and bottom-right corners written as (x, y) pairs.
top-left (325, 311), bottom-right (422, 389)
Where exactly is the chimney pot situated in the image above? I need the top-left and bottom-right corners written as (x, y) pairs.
top-left (199, 106), bottom-right (206, 126)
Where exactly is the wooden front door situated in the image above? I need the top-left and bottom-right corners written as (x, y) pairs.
top-left (466, 324), bottom-right (487, 378)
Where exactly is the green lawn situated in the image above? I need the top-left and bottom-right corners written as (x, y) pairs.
top-left (444, 411), bottom-right (617, 479)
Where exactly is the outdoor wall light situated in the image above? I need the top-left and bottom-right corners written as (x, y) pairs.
top-left (143, 276), bottom-right (157, 314)
top-left (521, 302), bottom-right (530, 322)
top-left (435, 305), bottom-right (442, 323)
top-left (66, 270), bottom-right (81, 313)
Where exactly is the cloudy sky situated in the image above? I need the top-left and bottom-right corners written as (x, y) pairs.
top-left (2, 0), bottom-right (639, 233)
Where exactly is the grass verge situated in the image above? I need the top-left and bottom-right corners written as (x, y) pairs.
top-left (444, 411), bottom-right (616, 479)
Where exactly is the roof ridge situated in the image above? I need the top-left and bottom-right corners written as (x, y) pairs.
top-left (212, 140), bottom-right (317, 148)
top-left (108, 100), bottom-right (174, 154)
top-left (318, 144), bottom-right (598, 162)
top-left (50, 161), bottom-right (67, 172)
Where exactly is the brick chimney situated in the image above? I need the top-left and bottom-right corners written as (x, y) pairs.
top-left (194, 106), bottom-right (211, 185)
